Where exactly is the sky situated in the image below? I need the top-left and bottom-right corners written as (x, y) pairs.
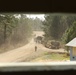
top-left (15, 14), bottom-right (45, 21)
top-left (26, 14), bottom-right (45, 21)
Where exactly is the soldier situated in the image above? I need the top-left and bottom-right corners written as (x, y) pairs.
top-left (35, 46), bottom-right (37, 52)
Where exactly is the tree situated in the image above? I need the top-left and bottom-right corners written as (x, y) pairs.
top-left (49, 15), bottom-right (61, 40)
top-left (0, 14), bottom-right (18, 44)
top-left (42, 14), bottom-right (62, 41)
top-left (62, 22), bottom-right (76, 44)
top-left (31, 17), bottom-right (44, 31)
top-left (66, 15), bottom-right (76, 27)
top-left (11, 14), bottom-right (33, 44)
top-left (42, 14), bottom-right (53, 39)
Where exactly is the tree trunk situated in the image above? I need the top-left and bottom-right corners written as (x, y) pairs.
top-left (4, 24), bottom-right (6, 43)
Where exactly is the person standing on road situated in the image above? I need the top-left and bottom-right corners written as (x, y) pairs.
top-left (35, 46), bottom-right (37, 52)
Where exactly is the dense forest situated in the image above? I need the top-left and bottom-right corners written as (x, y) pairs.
top-left (42, 14), bottom-right (76, 50)
top-left (0, 13), bottom-right (76, 53)
top-left (28, 17), bottom-right (43, 31)
top-left (0, 13), bottom-right (44, 53)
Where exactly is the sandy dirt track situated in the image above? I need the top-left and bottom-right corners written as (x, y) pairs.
top-left (0, 31), bottom-right (66, 62)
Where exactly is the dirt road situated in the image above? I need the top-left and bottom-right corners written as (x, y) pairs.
top-left (0, 31), bottom-right (66, 62)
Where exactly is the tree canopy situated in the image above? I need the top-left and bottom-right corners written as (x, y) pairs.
top-left (42, 14), bottom-right (76, 44)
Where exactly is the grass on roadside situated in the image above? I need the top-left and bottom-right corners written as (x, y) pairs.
top-left (32, 52), bottom-right (70, 62)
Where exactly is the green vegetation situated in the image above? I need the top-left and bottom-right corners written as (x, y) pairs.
top-left (62, 22), bottom-right (76, 44)
top-left (42, 14), bottom-right (76, 51)
top-left (42, 14), bottom-right (65, 41)
top-left (42, 14), bottom-right (76, 41)
top-left (0, 14), bottom-right (33, 53)
top-left (0, 13), bottom-right (76, 54)
top-left (31, 17), bottom-right (44, 31)
top-left (32, 52), bottom-right (70, 61)
top-left (44, 52), bottom-right (69, 60)
top-left (0, 13), bottom-right (44, 53)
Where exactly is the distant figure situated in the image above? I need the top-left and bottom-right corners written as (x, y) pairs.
top-left (35, 46), bottom-right (37, 52)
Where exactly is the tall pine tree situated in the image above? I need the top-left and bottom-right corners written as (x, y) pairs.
top-left (62, 21), bottom-right (76, 44)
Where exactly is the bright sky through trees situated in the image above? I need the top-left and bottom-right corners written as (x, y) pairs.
top-left (26, 14), bottom-right (45, 21)
top-left (15, 14), bottom-right (45, 21)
